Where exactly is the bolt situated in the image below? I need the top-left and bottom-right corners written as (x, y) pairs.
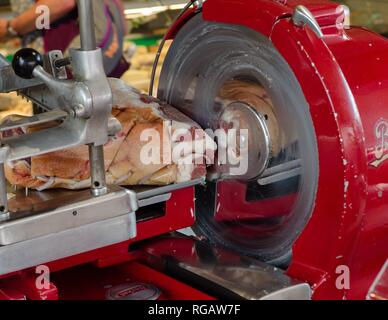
top-left (68, 109), bottom-right (76, 118)
top-left (73, 104), bottom-right (89, 119)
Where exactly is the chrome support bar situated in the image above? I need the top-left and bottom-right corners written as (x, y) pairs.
top-left (77, 0), bottom-right (97, 51)
top-left (89, 145), bottom-right (108, 196)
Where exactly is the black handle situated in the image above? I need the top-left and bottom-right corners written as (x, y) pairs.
top-left (12, 48), bottom-right (43, 79)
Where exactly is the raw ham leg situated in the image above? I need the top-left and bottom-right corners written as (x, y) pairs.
top-left (4, 79), bottom-right (216, 190)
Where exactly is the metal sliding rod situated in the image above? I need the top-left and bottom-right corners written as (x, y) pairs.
top-left (77, 0), bottom-right (107, 196)
top-left (89, 145), bottom-right (108, 196)
top-left (77, 0), bottom-right (97, 51)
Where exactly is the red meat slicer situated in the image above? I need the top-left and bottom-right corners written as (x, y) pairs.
top-left (0, 0), bottom-right (387, 300)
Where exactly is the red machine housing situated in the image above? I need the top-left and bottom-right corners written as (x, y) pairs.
top-left (1, 0), bottom-right (388, 300)
top-left (184, 0), bottom-right (387, 300)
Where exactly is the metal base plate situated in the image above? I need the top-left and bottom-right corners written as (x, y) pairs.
top-left (143, 235), bottom-right (311, 300)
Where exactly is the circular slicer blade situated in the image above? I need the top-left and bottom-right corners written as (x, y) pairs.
top-left (158, 15), bottom-right (319, 266)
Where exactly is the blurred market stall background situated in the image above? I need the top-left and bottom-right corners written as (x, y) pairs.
top-left (0, 0), bottom-right (187, 118)
top-left (0, 0), bottom-right (386, 119)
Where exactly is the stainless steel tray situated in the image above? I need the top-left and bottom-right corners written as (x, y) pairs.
top-left (0, 213), bottom-right (136, 275)
top-left (0, 179), bottom-right (203, 275)
top-left (0, 185), bottom-right (137, 245)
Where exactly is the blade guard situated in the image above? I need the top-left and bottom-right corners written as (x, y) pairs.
top-left (163, 0), bottom-right (388, 300)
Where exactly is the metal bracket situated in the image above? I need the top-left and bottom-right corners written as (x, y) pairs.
top-left (292, 5), bottom-right (324, 38)
top-left (342, 5), bottom-right (351, 30)
top-left (44, 50), bottom-right (68, 80)
top-left (139, 193), bottom-right (172, 208)
top-left (258, 159), bottom-right (302, 186)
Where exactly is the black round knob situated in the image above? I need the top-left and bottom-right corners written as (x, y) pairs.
top-left (12, 48), bottom-right (43, 79)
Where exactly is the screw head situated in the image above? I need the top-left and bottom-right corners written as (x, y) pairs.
top-left (73, 104), bottom-right (90, 119)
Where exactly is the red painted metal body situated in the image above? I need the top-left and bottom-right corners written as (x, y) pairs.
top-left (1, 0), bottom-right (388, 300)
top-left (367, 260), bottom-right (388, 300)
top-left (198, 0), bottom-right (388, 300)
top-left (51, 261), bottom-right (214, 300)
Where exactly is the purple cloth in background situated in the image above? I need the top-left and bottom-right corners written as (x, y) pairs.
top-left (42, 6), bottom-right (129, 78)
top-left (109, 56), bottom-right (130, 78)
top-left (43, 16), bottom-right (79, 53)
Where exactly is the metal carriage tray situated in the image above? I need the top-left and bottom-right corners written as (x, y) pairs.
top-left (0, 179), bottom-right (203, 275)
top-left (0, 185), bottom-right (137, 245)
top-left (0, 178), bottom-right (203, 246)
